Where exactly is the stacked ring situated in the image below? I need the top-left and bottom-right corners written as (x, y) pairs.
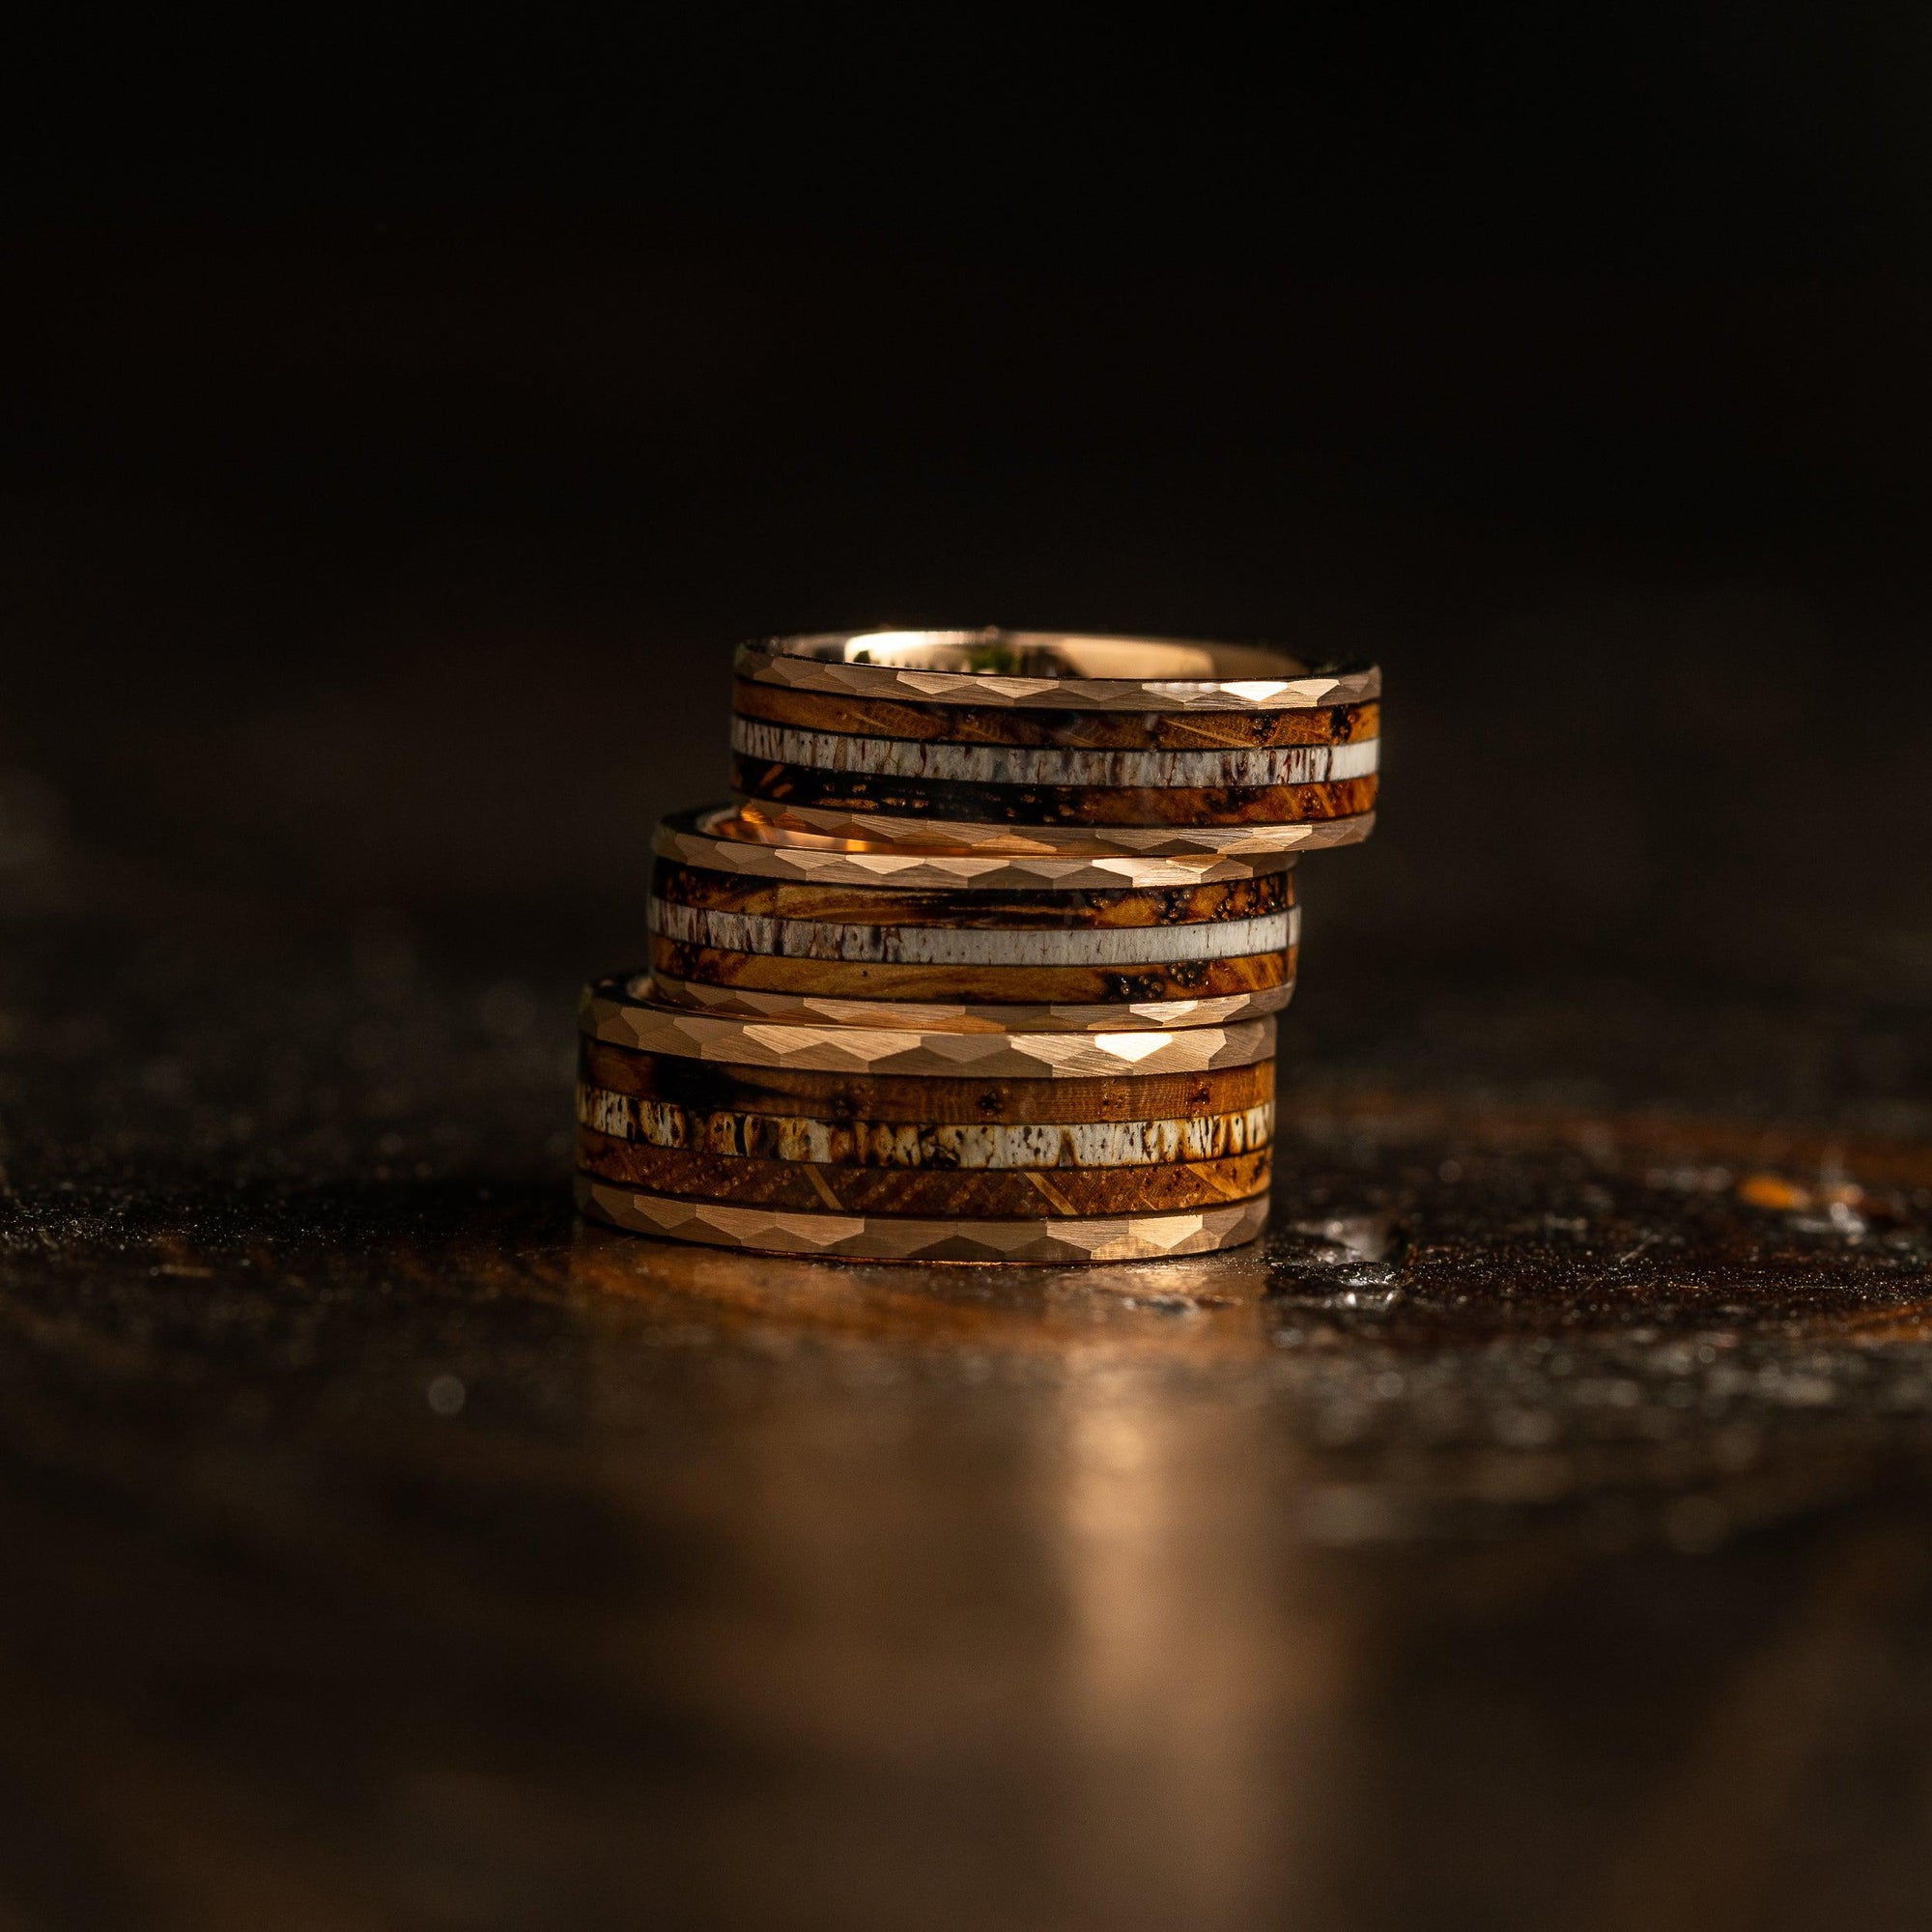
top-left (647, 807), bottom-right (1299, 1024)
top-left (730, 629), bottom-right (1378, 844)
top-left (576, 978), bottom-right (1276, 1261)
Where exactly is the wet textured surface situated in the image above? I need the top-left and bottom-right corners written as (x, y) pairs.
top-left (9, 913), bottom-right (1932, 1928)
top-left (9, 213), bottom-right (1932, 1926)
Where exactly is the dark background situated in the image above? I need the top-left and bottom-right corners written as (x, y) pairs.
top-left (4, 11), bottom-right (1931, 1112)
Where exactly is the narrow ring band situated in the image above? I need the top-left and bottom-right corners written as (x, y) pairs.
top-left (578, 1175), bottom-right (1272, 1262)
top-left (640, 973), bottom-right (1293, 1033)
top-left (580, 977), bottom-right (1277, 1076)
top-left (731, 800), bottom-right (1376, 859)
top-left (656, 806), bottom-right (1299, 888)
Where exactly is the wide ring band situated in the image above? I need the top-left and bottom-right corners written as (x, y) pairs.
top-left (576, 983), bottom-right (1275, 1258)
top-left (648, 810), bottom-right (1300, 1010)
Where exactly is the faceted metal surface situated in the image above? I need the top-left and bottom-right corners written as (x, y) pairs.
top-left (658, 806), bottom-right (1300, 888)
top-left (580, 978), bottom-right (1276, 1076)
top-left (643, 971), bottom-right (1294, 1032)
top-left (732, 799), bottom-right (1377, 858)
top-left (737, 633), bottom-right (1380, 710)
top-left (732, 676), bottom-right (1379, 752)
top-left (577, 1174), bottom-right (1270, 1260)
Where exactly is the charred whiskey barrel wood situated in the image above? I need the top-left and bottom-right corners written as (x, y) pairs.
top-left (577, 1133), bottom-right (1271, 1215)
top-left (730, 755), bottom-right (1378, 827)
top-left (579, 1037), bottom-right (1275, 1124)
top-left (645, 938), bottom-right (1295, 1005)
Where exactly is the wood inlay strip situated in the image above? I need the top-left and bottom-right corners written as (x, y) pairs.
top-left (578, 1083), bottom-right (1272, 1167)
top-left (649, 898), bottom-right (1299, 964)
top-left (645, 937), bottom-right (1295, 1004)
top-left (577, 1131), bottom-right (1271, 1216)
top-left (732, 758), bottom-right (1378, 826)
top-left (730, 717), bottom-right (1380, 788)
top-left (731, 678), bottom-right (1380, 750)
top-left (579, 1038), bottom-right (1274, 1123)
top-left (650, 858), bottom-right (1293, 925)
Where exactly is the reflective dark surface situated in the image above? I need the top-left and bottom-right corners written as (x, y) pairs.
top-left (8, 908), bottom-right (1932, 1928)
top-left (7, 160), bottom-right (1932, 1922)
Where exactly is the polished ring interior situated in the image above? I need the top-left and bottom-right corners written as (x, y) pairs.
top-left (577, 1175), bottom-right (1272, 1263)
top-left (738, 629), bottom-right (1379, 711)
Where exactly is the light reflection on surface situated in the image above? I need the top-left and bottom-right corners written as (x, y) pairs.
top-left (1046, 1363), bottom-right (1350, 1924)
top-left (535, 1097), bottom-right (1932, 1925)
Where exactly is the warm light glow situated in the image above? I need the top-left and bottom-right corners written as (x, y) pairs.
top-left (1092, 1032), bottom-right (1175, 1063)
top-left (838, 630), bottom-right (988, 664)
